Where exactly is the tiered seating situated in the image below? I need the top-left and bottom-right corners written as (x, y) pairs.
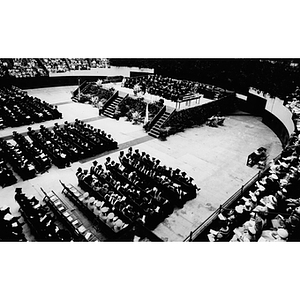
top-left (207, 132), bottom-right (300, 242)
top-left (15, 188), bottom-right (73, 241)
top-left (41, 58), bottom-right (69, 73)
top-left (8, 59), bottom-right (47, 78)
top-left (42, 190), bottom-right (98, 242)
top-left (0, 86), bottom-right (62, 129)
top-left (76, 148), bottom-right (199, 231)
top-left (90, 58), bottom-right (109, 68)
top-left (27, 120), bottom-right (118, 168)
top-left (67, 58), bottom-right (90, 70)
top-left (60, 181), bottom-right (130, 237)
top-left (0, 206), bottom-right (26, 241)
top-left (0, 138), bottom-right (36, 180)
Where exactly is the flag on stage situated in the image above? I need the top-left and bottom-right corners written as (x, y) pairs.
top-left (144, 103), bottom-right (149, 125)
top-left (78, 79), bottom-right (81, 101)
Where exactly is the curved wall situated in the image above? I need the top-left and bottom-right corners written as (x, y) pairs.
top-left (248, 88), bottom-right (294, 146)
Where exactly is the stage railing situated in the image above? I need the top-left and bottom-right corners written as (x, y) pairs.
top-left (145, 105), bottom-right (166, 132)
top-left (103, 90), bottom-right (118, 110)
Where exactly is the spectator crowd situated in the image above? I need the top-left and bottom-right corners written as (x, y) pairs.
top-left (207, 132), bottom-right (300, 242)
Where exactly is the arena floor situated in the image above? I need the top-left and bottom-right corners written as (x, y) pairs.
top-left (0, 85), bottom-right (283, 241)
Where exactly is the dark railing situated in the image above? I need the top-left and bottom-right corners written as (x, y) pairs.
top-left (102, 75), bottom-right (124, 83)
top-left (163, 108), bottom-right (176, 127)
top-left (183, 153), bottom-right (282, 242)
top-left (145, 105), bottom-right (166, 132)
top-left (72, 80), bottom-right (88, 98)
top-left (103, 90), bottom-right (118, 110)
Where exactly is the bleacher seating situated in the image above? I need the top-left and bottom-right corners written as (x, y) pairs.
top-left (68, 58), bottom-right (90, 70)
top-left (8, 59), bottom-right (47, 78)
top-left (90, 58), bottom-right (109, 68)
top-left (206, 132), bottom-right (300, 242)
top-left (41, 58), bottom-right (69, 73)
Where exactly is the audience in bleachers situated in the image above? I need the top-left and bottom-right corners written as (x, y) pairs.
top-left (41, 58), bottom-right (69, 73)
top-left (0, 86), bottom-right (62, 129)
top-left (76, 147), bottom-right (199, 231)
top-left (68, 58), bottom-right (90, 71)
top-left (8, 59), bottom-right (47, 78)
top-left (207, 132), bottom-right (300, 242)
top-left (90, 58), bottom-right (109, 68)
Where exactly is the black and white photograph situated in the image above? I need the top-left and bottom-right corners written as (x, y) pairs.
top-left (1, 58), bottom-right (300, 243)
top-left (1, 2), bottom-right (299, 300)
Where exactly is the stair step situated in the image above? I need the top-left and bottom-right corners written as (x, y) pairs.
top-left (150, 128), bottom-right (160, 134)
top-left (149, 132), bottom-right (160, 138)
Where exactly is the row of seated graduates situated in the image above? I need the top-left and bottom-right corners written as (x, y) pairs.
top-left (12, 131), bottom-right (52, 174)
top-left (0, 86), bottom-right (62, 128)
top-left (75, 148), bottom-right (199, 230)
top-left (0, 206), bottom-right (26, 241)
top-left (43, 189), bottom-right (98, 241)
top-left (76, 167), bottom-right (136, 233)
top-left (124, 75), bottom-right (197, 101)
top-left (27, 119), bottom-right (118, 168)
top-left (0, 137), bottom-right (36, 180)
top-left (14, 188), bottom-right (73, 241)
top-left (118, 147), bottom-right (199, 205)
top-left (0, 158), bottom-right (17, 188)
top-left (91, 159), bottom-right (173, 230)
top-left (60, 181), bottom-right (130, 236)
top-left (207, 131), bottom-right (300, 242)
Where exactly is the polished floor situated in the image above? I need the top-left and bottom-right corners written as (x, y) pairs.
top-left (0, 85), bottom-right (282, 241)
